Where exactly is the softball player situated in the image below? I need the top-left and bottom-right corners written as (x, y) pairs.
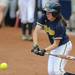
top-left (18, 0), bottom-right (35, 41)
top-left (0, 0), bottom-right (9, 27)
top-left (31, 2), bottom-right (75, 75)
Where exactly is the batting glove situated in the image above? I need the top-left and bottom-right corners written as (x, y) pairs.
top-left (38, 48), bottom-right (46, 56)
top-left (31, 44), bottom-right (40, 55)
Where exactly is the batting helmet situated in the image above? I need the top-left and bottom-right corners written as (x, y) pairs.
top-left (44, 2), bottom-right (61, 17)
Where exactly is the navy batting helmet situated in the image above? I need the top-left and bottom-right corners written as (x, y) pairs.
top-left (44, 2), bottom-right (61, 17)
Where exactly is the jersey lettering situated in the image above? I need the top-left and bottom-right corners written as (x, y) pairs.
top-left (44, 25), bottom-right (55, 36)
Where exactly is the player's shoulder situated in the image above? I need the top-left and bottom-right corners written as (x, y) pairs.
top-left (56, 16), bottom-right (66, 28)
top-left (39, 13), bottom-right (47, 20)
top-left (55, 18), bottom-right (65, 29)
top-left (37, 12), bottom-right (47, 25)
top-left (55, 22), bottom-right (66, 33)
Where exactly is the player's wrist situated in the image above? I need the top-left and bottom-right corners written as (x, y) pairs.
top-left (45, 48), bottom-right (50, 52)
top-left (32, 44), bottom-right (39, 48)
top-left (31, 44), bottom-right (38, 53)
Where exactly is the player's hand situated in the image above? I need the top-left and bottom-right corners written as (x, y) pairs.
top-left (31, 45), bottom-right (46, 56)
top-left (38, 48), bottom-right (46, 56)
top-left (31, 44), bottom-right (40, 55)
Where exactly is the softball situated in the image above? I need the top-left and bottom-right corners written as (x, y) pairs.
top-left (0, 63), bottom-right (8, 70)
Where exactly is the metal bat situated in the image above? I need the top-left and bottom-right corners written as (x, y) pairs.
top-left (45, 52), bottom-right (75, 60)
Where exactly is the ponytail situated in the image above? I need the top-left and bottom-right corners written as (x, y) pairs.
top-left (60, 16), bottom-right (67, 27)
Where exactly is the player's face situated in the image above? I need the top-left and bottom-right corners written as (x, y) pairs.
top-left (46, 12), bottom-right (56, 21)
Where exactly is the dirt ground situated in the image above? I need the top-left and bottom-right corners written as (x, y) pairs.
top-left (0, 27), bottom-right (75, 75)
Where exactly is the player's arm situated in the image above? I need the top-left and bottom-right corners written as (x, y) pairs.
top-left (31, 23), bottom-right (45, 55)
top-left (32, 13), bottom-right (46, 46)
top-left (31, 15), bottom-right (47, 56)
top-left (45, 25), bottom-right (63, 51)
top-left (32, 23), bottom-right (42, 46)
top-left (45, 39), bottom-right (61, 51)
top-left (45, 25), bottom-right (64, 52)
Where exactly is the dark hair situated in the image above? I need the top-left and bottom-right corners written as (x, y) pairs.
top-left (60, 16), bottom-right (67, 27)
